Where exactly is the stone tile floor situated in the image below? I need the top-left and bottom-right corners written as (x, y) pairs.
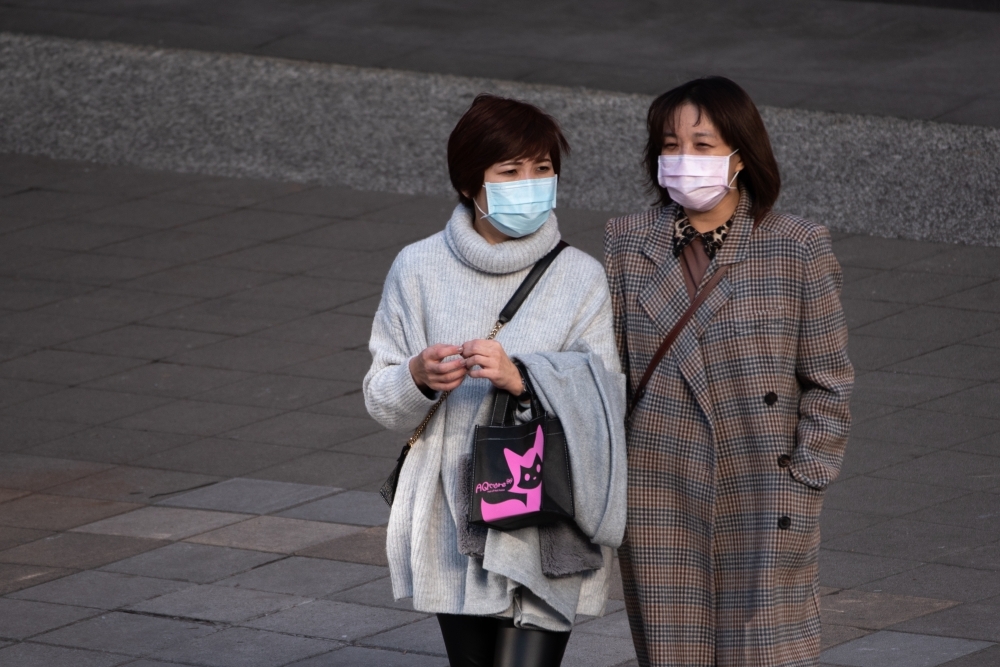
top-left (0, 151), bottom-right (998, 666)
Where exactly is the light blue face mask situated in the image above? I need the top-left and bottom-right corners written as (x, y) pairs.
top-left (475, 176), bottom-right (557, 238)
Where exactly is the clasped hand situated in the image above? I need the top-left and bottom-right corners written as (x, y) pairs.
top-left (409, 340), bottom-right (523, 395)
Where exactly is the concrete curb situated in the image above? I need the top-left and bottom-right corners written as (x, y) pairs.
top-left (1, 32), bottom-right (998, 245)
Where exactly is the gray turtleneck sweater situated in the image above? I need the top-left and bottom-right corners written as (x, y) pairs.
top-left (364, 204), bottom-right (625, 630)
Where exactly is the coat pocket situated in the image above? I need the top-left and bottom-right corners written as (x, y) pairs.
top-left (789, 456), bottom-right (835, 491)
top-left (732, 307), bottom-right (784, 334)
top-left (729, 307), bottom-right (786, 376)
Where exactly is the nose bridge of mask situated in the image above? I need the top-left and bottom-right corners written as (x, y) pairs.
top-left (484, 176), bottom-right (557, 214)
top-left (657, 150), bottom-right (739, 212)
top-left (660, 150), bottom-right (737, 178)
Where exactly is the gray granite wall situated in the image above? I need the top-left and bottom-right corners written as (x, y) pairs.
top-left (2, 32), bottom-right (998, 244)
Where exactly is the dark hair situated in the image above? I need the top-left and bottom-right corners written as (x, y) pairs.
top-left (644, 76), bottom-right (780, 222)
top-left (448, 94), bottom-right (570, 207)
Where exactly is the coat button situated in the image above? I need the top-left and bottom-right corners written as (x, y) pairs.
top-left (778, 516), bottom-right (791, 530)
top-left (764, 392), bottom-right (778, 406)
top-left (777, 454), bottom-right (792, 468)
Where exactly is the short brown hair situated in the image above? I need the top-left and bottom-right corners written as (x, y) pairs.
top-left (644, 76), bottom-right (780, 222)
top-left (448, 94), bottom-right (570, 208)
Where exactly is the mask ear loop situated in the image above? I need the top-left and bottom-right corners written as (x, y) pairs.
top-left (727, 149), bottom-right (741, 189)
top-left (472, 199), bottom-right (490, 220)
top-left (472, 183), bottom-right (491, 221)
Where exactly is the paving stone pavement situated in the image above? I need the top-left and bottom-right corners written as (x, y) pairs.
top-left (0, 151), bottom-right (998, 666)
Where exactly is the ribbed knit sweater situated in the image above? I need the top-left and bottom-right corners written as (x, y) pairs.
top-left (364, 204), bottom-right (623, 628)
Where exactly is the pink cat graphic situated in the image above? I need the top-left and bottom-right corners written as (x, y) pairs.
top-left (480, 425), bottom-right (544, 523)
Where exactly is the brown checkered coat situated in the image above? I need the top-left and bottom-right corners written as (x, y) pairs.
top-left (604, 191), bottom-right (853, 667)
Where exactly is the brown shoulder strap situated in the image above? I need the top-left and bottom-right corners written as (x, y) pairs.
top-left (626, 215), bottom-right (760, 419)
top-left (626, 264), bottom-right (730, 418)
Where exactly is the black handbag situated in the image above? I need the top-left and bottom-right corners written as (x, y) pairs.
top-left (379, 241), bottom-right (569, 507)
top-left (469, 366), bottom-right (574, 531)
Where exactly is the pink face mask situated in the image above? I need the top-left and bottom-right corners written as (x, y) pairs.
top-left (657, 150), bottom-right (739, 212)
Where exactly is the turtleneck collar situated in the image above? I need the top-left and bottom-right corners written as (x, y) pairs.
top-left (443, 204), bottom-right (561, 275)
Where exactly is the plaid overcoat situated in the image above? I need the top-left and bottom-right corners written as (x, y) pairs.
top-left (604, 191), bottom-right (853, 667)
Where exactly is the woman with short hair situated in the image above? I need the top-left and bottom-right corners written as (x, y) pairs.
top-left (604, 77), bottom-right (853, 667)
top-left (365, 94), bottom-right (627, 667)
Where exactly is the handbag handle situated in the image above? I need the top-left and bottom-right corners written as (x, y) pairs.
top-left (405, 241), bottom-right (569, 447)
top-left (487, 360), bottom-right (543, 428)
top-left (627, 218), bottom-right (760, 419)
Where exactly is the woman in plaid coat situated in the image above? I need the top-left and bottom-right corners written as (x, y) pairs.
top-left (604, 77), bottom-right (853, 667)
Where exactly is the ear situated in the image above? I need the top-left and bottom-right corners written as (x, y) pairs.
top-left (465, 185), bottom-right (486, 204)
top-left (732, 151), bottom-right (745, 174)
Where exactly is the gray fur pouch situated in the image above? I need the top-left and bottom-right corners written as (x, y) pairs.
top-left (539, 519), bottom-right (604, 577)
top-left (456, 454), bottom-right (488, 558)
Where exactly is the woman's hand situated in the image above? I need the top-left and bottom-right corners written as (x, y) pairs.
top-left (460, 339), bottom-right (524, 395)
top-left (409, 344), bottom-right (467, 393)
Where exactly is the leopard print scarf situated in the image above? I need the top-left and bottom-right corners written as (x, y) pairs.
top-left (672, 212), bottom-right (731, 259)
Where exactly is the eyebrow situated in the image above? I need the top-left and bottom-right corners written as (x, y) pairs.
top-left (663, 130), bottom-right (717, 137)
top-left (499, 157), bottom-right (552, 166)
top-left (664, 131), bottom-right (717, 140)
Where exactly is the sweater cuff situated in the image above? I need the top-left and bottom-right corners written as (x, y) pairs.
top-left (387, 357), bottom-right (440, 423)
top-left (417, 383), bottom-right (439, 400)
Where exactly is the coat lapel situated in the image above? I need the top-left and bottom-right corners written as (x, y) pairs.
top-left (637, 204), bottom-right (688, 340)
top-left (711, 185), bottom-right (755, 270)
top-left (635, 190), bottom-right (756, 426)
top-left (688, 187), bottom-right (756, 338)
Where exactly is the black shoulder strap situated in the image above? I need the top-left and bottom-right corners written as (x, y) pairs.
top-left (498, 240), bottom-right (568, 324)
top-left (383, 240), bottom-right (569, 508)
